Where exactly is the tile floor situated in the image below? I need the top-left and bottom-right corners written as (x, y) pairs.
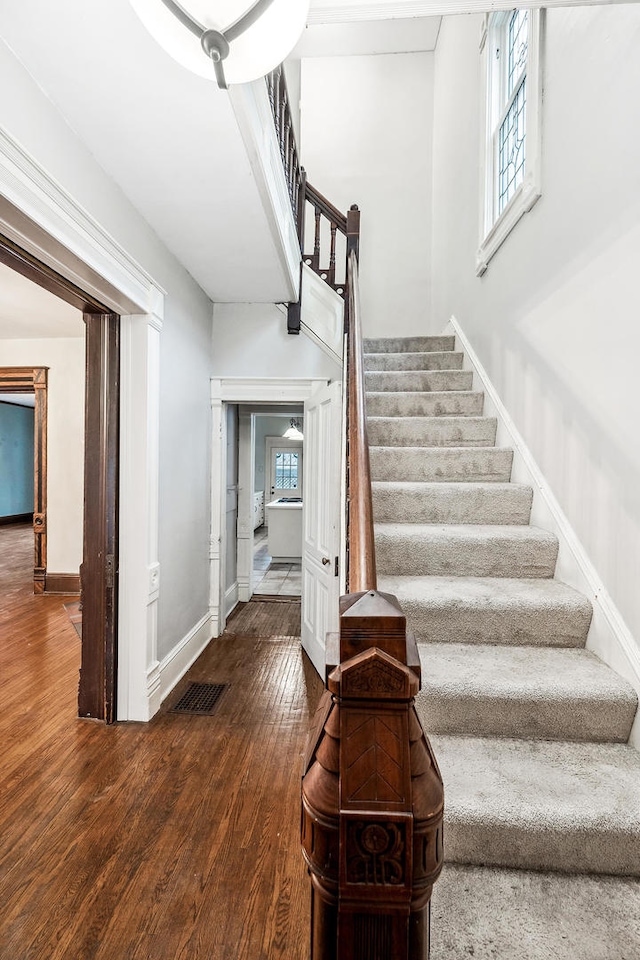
top-left (253, 526), bottom-right (302, 597)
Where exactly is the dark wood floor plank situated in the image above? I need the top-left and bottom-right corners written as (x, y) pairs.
top-left (0, 524), bottom-right (322, 959)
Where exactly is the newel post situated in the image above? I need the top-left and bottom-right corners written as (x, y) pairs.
top-left (302, 591), bottom-right (444, 959)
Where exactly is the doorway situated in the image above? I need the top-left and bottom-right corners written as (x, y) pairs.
top-left (0, 235), bottom-right (120, 722)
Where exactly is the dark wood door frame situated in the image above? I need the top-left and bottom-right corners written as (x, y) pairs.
top-left (0, 232), bottom-right (120, 723)
top-left (0, 367), bottom-right (48, 592)
top-left (78, 312), bottom-right (120, 722)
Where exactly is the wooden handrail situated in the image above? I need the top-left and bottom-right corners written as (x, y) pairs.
top-left (346, 250), bottom-right (376, 593)
top-left (304, 181), bottom-right (348, 236)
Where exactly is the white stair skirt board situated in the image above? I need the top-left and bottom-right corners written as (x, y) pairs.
top-left (446, 316), bottom-right (640, 748)
top-left (365, 331), bottom-right (640, 890)
top-left (300, 262), bottom-right (345, 364)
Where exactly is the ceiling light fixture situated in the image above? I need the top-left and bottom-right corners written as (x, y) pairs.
top-left (130, 0), bottom-right (309, 89)
top-left (283, 418), bottom-right (303, 441)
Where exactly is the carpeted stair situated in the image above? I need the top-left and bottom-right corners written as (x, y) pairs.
top-left (365, 335), bottom-right (640, 956)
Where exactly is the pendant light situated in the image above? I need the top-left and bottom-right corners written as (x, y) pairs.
top-left (283, 418), bottom-right (303, 441)
top-left (130, 0), bottom-right (309, 89)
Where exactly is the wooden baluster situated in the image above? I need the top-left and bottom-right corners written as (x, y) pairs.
top-left (313, 206), bottom-right (322, 272)
top-left (329, 222), bottom-right (337, 287)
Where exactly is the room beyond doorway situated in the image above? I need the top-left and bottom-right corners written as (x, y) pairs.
top-left (252, 525), bottom-right (302, 597)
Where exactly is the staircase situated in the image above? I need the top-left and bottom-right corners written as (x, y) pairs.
top-left (365, 334), bottom-right (640, 956)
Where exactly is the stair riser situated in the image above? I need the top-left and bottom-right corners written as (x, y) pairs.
top-left (443, 821), bottom-right (640, 876)
top-left (370, 448), bottom-right (513, 483)
top-left (415, 693), bottom-right (635, 744)
top-left (364, 336), bottom-right (455, 354)
top-left (375, 531), bottom-right (558, 578)
top-left (368, 417), bottom-right (497, 448)
top-left (364, 352), bottom-right (464, 372)
top-left (366, 392), bottom-right (484, 418)
top-left (372, 485), bottom-right (532, 525)
top-left (366, 370), bottom-right (473, 393)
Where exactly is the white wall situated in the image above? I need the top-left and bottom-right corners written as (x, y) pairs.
top-left (0, 337), bottom-right (85, 573)
top-left (300, 52), bottom-right (434, 338)
top-left (0, 39), bottom-right (213, 662)
top-left (431, 7), bottom-right (640, 646)
top-left (212, 302), bottom-right (340, 379)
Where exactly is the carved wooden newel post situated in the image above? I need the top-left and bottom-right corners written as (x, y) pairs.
top-left (302, 592), bottom-right (444, 960)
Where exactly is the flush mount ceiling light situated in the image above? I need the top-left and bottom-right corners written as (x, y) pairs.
top-left (283, 418), bottom-right (303, 440)
top-left (130, 0), bottom-right (309, 89)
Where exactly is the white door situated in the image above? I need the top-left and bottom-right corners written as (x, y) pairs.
top-left (301, 380), bottom-right (342, 678)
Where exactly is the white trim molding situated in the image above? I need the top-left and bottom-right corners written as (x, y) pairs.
top-left (158, 614), bottom-right (214, 706)
top-left (0, 122), bottom-right (165, 723)
top-left (209, 376), bottom-right (328, 634)
top-left (308, 0), bottom-right (628, 23)
top-left (448, 315), bottom-right (640, 748)
top-left (210, 377), bottom-right (328, 404)
top-left (0, 126), bottom-right (163, 315)
top-left (476, 9), bottom-right (544, 276)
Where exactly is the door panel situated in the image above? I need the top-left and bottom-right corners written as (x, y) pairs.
top-left (301, 380), bottom-right (341, 677)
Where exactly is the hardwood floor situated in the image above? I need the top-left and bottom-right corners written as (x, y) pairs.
top-left (0, 525), bottom-right (323, 959)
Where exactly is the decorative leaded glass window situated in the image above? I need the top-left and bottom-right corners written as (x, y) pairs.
top-left (275, 451), bottom-right (299, 489)
top-left (477, 8), bottom-right (543, 275)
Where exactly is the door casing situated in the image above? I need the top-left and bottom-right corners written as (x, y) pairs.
top-left (0, 233), bottom-right (120, 722)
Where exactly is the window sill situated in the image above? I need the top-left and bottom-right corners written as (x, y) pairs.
top-left (476, 171), bottom-right (541, 277)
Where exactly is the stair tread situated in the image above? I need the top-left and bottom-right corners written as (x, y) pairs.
top-left (370, 446), bottom-right (514, 482)
top-left (363, 335), bottom-right (455, 353)
top-left (372, 480), bottom-right (531, 492)
top-left (431, 734), bottom-right (640, 873)
top-left (418, 643), bottom-right (636, 704)
top-left (375, 522), bottom-right (557, 542)
top-left (416, 643), bottom-right (637, 742)
top-left (367, 416), bottom-right (497, 448)
top-left (431, 864), bottom-right (640, 960)
top-left (368, 415), bottom-right (495, 425)
top-left (365, 370), bottom-right (473, 392)
top-left (364, 351), bottom-right (464, 371)
top-left (366, 390), bottom-right (485, 418)
top-left (378, 574), bottom-right (592, 647)
top-left (376, 524), bottom-right (558, 578)
top-left (378, 573), bottom-right (590, 608)
top-left (433, 734), bottom-right (640, 828)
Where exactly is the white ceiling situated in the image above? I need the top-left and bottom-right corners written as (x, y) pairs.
top-left (0, 0), bottom-right (297, 303)
top-left (293, 17), bottom-right (442, 58)
top-left (0, 261), bottom-right (83, 340)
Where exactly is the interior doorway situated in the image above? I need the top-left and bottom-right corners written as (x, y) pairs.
top-left (0, 235), bottom-right (120, 722)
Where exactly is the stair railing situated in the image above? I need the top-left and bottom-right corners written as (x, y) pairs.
top-left (345, 249), bottom-right (376, 593)
top-left (301, 215), bottom-right (444, 958)
top-left (264, 64), bottom-right (444, 958)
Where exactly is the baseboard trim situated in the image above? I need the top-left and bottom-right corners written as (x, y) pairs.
top-left (224, 583), bottom-right (239, 619)
top-left (44, 572), bottom-right (80, 594)
top-left (448, 315), bottom-right (640, 748)
top-left (158, 613), bottom-right (214, 707)
top-left (0, 513), bottom-right (32, 525)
